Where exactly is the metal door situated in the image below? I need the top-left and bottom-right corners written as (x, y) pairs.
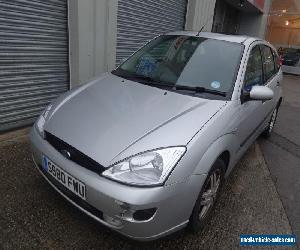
top-left (116, 0), bottom-right (187, 66)
top-left (0, 0), bottom-right (69, 132)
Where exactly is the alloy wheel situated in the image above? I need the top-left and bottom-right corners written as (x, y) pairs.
top-left (198, 170), bottom-right (221, 220)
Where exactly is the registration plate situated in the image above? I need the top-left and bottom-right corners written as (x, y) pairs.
top-left (42, 156), bottom-right (86, 200)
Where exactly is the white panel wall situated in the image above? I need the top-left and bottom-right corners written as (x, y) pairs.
top-left (68, 0), bottom-right (118, 87)
top-left (185, 0), bottom-right (217, 32)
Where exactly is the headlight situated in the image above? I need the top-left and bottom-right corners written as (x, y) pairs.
top-left (102, 147), bottom-right (186, 186)
top-left (35, 104), bottom-right (52, 138)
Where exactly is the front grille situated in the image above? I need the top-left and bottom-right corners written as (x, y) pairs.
top-left (45, 131), bottom-right (105, 174)
top-left (38, 164), bottom-right (103, 220)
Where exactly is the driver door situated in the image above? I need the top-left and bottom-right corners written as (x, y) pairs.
top-left (236, 44), bottom-right (266, 153)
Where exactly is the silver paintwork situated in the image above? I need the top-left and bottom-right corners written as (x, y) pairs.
top-left (30, 31), bottom-right (282, 240)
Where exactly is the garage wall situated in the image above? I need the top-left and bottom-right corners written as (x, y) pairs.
top-left (68, 0), bottom-right (118, 87)
top-left (185, 0), bottom-right (217, 32)
top-left (0, 0), bottom-right (69, 132)
top-left (69, 0), bottom-right (190, 87)
top-left (116, 0), bottom-right (187, 66)
top-left (266, 26), bottom-right (300, 46)
top-left (68, 0), bottom-right (219, 87)
top-left (239, 0), bottom-right (272, 38)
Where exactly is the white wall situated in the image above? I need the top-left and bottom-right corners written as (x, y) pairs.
top-left (185, 0), bottom-right (217, 32)
top-left (68, 0), bottom-right (118, 87)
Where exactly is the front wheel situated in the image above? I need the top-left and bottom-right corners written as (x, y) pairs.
top-left (188, 158), bottom-right (225, 232)
top-left (263, 107), bottom-right (278, 138)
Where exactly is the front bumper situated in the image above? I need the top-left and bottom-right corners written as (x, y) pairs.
top-left (30, 126), bottom-right (206, 240)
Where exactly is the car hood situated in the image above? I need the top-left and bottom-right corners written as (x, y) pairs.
top-left (45, 73), bottom-right (226, 166)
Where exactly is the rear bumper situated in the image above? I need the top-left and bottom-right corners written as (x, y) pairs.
top-left (30, 126), bottom-right (206, 241)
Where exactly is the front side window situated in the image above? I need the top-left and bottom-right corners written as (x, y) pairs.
top-left (261, 45), bottom-right (276, 82)
top-left (113, 35), bottom-right (243, 99)
top-left (244, 45), bottom-right (263, 92)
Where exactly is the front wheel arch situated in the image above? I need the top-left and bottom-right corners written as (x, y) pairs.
top-left (192, 134), bottom-right (236, 176)
top-left (219, 151), bottom-right (230, 173)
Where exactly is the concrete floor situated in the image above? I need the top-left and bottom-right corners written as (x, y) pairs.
top-left (259, 74), bottom-right (300, 239)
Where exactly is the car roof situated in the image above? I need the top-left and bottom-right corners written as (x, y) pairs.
top-left (165, 31), bottom-right (261, 44)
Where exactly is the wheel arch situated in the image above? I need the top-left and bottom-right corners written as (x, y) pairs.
top-left (219, 150), bottom-right (230, 172)
top-left (192, 134), bottom-right (236, 176)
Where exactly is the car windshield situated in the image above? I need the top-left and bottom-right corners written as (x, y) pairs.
top-left (113, 35), bottom-right (243, 98)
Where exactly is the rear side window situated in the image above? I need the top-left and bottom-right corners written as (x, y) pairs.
top-left (261, 45), bottom-right (276, 82)
top-left (244, 45), bottom-right (263, 91)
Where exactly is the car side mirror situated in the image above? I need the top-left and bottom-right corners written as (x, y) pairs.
top-left (241, 86), bottom-right (274, 103)
top-left (250, 86), bottom-right (274, 101)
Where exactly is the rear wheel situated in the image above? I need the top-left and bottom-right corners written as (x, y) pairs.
top-left (188, 158), bottom-right (225, 232)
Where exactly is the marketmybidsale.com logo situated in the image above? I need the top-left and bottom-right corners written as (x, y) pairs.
top-left (240, 234), bottom-right (296, 246)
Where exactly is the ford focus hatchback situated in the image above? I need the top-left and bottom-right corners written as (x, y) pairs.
top-left (30, 31), bottom-right (282, 241)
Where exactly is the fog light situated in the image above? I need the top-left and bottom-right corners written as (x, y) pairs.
top-left (103, 214), bottom-right (123, 227)
top-left (132, 208), bottom-right (157, 221)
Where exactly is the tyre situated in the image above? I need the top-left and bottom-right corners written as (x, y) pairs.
top-left (262, 107), bottom-right (278, 138)
top-left (188, 158), bottom-right (225, 232)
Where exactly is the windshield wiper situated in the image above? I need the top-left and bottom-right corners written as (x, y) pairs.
top-left (174, 85), bottom-right (227, 97)
top-left (115, 71), bottom-right (174, 89)
top-left (128, 74), bottom-right (174, 88)
top-left (123, 73), bottom-right (156, 82)
top-left (112, 69), bottom-right (227, 97)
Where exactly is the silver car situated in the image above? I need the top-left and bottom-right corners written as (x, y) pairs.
top-left (30, 31), bottom-right (282, 241)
